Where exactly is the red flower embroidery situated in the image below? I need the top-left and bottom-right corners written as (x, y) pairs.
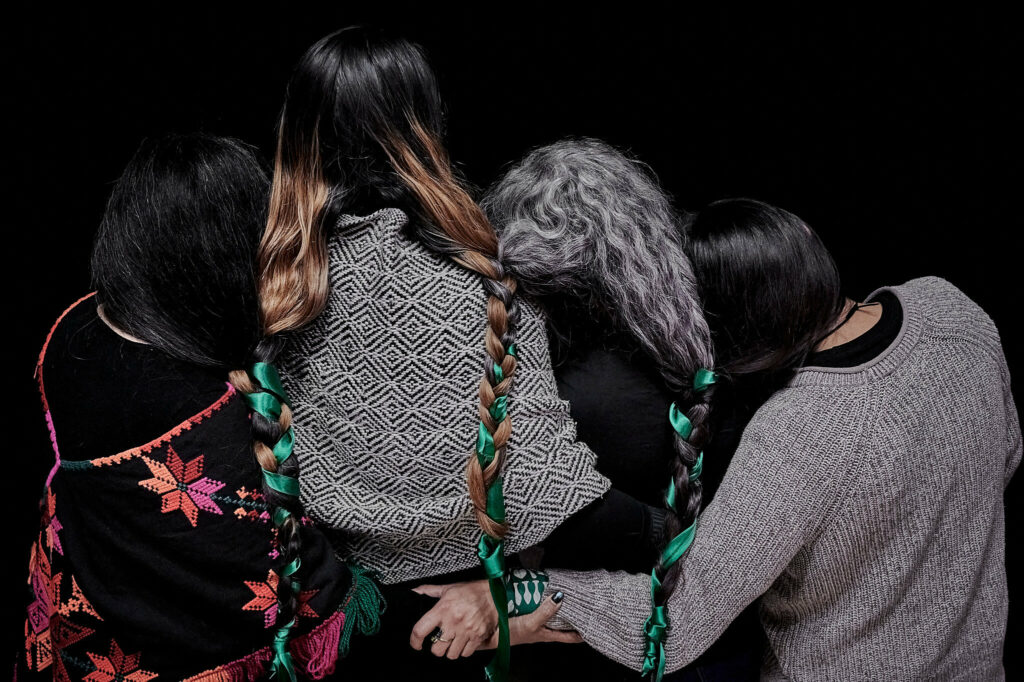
top-left (45, 489), bottom-right (64, 556)
top-left (243, 571), bottom-right (279, 628)
top-left (84, 640), bottom-right (158, 682)
top-left (297, 588), bottom-right (319, 619)
top-left (139, 447), bottom-right (225, 527)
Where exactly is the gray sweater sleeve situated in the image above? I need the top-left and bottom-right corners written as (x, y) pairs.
top-left (544, 394), bottom-right (861, 672)
top-left (1000, 353), bottom-right (1022, 489)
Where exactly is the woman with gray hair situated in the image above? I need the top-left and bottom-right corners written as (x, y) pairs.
top-left (413, 138), bottom-right (762, 680)
top-left (421, 149), bottom-right (1019, 679)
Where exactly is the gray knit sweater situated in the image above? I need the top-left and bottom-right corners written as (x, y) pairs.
top-left (547, 277), bottom-right (1020, 680)
top-left (280, 208), bottom-right (611, 584)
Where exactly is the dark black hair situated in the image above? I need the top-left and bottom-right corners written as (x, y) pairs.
top-left (280, 25), bottom-right (446, 218)
top-left (684, 197), bottom-right (846, 397)
top-left (91, 133), bottom-right (269, 369)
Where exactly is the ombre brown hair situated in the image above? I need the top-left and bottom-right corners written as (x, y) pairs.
top-left (259, 27), bottom-right (518, 540)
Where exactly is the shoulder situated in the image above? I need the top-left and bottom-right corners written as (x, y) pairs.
top-left (739, 383), bottom-right (868, 469)
top-left (39, 293), bottom-right (111, 393)
top-left (891, 276), bottom-right (1001, 351)
top-left (39, 293), bottom-right (101, 367)
top-left (893, 276), bottom-right (990, 326)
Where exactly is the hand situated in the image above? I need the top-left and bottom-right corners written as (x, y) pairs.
top-left (410, 580), bottom-right (499, 659)
top-left (480, 592), bottom-right (583, 649)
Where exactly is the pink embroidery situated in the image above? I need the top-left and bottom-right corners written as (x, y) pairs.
top-left (44, 411), bottom-right (62, 489)
top-left (242, 571), bottom-right (279, 628)
top-left (139, 447), bottom-right (225, 527)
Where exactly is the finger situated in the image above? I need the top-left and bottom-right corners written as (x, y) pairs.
top-left (539, 627), bottom-right (583, 644)
top-left (411, 584), bottom-right (446, 598)
top-left (479, 625), bottom-right (499, 651)
top-left (446, 632), bottom-right (471, 660)
top-left (410, 611), bottom-right (443, 650)
top-left (460, 640), bottom-right (479, 658)
top-left (521, 592), bottom-right (564, 629)
top-left (430, 634), bottom-right (453, 658)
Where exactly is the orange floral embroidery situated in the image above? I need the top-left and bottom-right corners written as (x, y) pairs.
top-left (138, 447), bottom-right (225, 527)
top-left (242, 571), bottom-right (279, 628)
top-left (84, 640), bottom-right (158, 682)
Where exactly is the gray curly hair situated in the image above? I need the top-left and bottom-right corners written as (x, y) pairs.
top-left (483, 136), bottom-right (718, 642)
top-left (481, 137), bottom-right (712, 392)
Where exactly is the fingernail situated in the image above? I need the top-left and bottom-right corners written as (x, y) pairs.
top-left (552, 591), bottom-right (564, 604)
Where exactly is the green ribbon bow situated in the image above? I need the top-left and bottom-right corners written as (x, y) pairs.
top-left (476, 345), bottom-right (516, 682)
top-left (644, 369), bottom-right (715, 681)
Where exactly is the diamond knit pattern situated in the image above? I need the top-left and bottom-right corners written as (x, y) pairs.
top-left (280, 208), bottom-right (611, 584)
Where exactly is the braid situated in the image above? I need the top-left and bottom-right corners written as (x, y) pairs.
top-left (653, 386), bottom-right (713, 599)
top-left (463, 251), bottom-right (520, 538)
top-left (642, 370), bottom-right (716, 682)
top-left (381, 119), bottom-right (520, 540)
top-left (381, 116), bottom-right (519, 679)
top-left (227, 337), bottom-right (304, 679)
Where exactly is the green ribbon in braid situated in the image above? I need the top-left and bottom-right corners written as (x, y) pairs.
top-left (642, 368), bottom-right (716, 681)
top-left (475, 344), bottom-right (516, 682)
top-left (243, 362), bottom-right (302, 682)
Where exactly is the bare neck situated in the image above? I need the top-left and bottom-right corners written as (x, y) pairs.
top-left (815, 297), bottom-right (884, 352)
top-left (96, 304), bottom-right (149, 345)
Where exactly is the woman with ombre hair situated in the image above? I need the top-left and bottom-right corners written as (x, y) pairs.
top-left (257, 26), bottom-right (670, 681)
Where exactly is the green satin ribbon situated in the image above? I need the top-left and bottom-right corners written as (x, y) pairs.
top-left (641, 600), bottom-right (669, 680)
top-left (252, 361), bottom-right (290, 404)
top-left (264, 470), bottom-right (300, 497)
top-left (693, 368), bottom-right (717, 392)
top-left (664, 452), bottom-right (704, 514)
top-left (475, 345), bottom-right (516, 682)
top-left (641, 521), bottom-right (697, 680)
top-left (243, 363), bottom-right (299, 501)
top-left (245, 390), bottom-right (284, 422)
top-left (270, 618), bottom-right (298, 681)
top-left (244, 363), bottom-right (303, 680)
top-left (668, 403), bottom-right (693, 441)
top-left (645, 369), bottom-right (715, 681)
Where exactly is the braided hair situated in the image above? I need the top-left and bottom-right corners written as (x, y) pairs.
top-left (257, 26), bottom-right (519, 676)
top-left (482, 138), bottom-right (715, 680)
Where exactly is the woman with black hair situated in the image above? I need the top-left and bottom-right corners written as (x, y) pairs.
top-left (18, 134), bottom-right (361, 681)
top-left (440, 197), bottom-right (1019, 679)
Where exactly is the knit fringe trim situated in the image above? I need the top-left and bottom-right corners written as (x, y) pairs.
top-left (182, 609), bottom-right (345, 682)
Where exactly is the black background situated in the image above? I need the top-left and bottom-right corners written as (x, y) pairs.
top-left (9, 4), bottom-right (1021, 675)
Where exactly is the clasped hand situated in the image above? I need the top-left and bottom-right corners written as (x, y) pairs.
top-left (409, 579), bottom-right (582, 659)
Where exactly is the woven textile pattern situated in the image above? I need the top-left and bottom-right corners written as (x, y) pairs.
top-left (281, 208), bottom-right (611, 584)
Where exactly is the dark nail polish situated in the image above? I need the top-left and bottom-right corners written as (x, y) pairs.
top-left (552, 591), bottom-right (564, 603)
